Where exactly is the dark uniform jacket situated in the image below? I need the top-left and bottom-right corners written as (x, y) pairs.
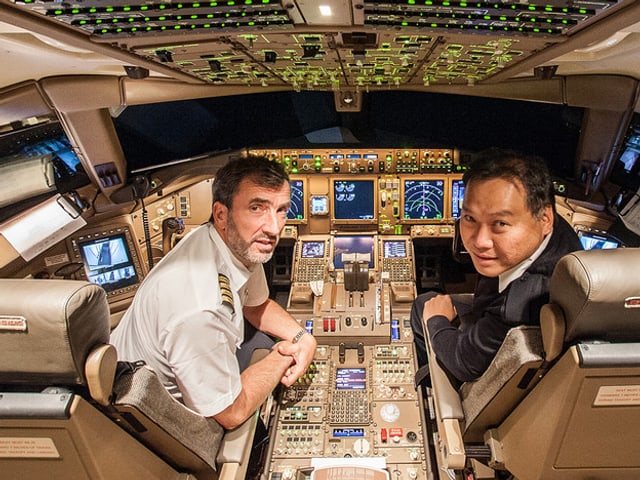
top-left (426, 215), bottom-right (583, 383)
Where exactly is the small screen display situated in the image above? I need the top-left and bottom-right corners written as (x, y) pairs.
top-left (79, 234), bottom-right (139, 292)
top-left (301, 240), bottom-right (325, 258)
top-left (287, 179), bottom-right (304, 220)
top-left (311, 195), bottom-right (328, 215)
top-left (333, 235), bottom-right (375, 269)
top-left (333, 180), bottom-right (375, 221)
top-left (578, 231), bottom-right (620, 250)
top-left (451, 179), bottom-right (465, 219)
top-left (610, 113), bottom-right (640, 191)
top-left (403, 179), bottom-right (445, 220)
top-left (383, 240), bottom-right (407, 258)
top-left (336, 368), bottom-right (366, 390)
top-left (333, 428), bottom-right (365, 438)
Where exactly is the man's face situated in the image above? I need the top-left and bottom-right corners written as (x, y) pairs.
top-left (214, 178), bottom-right (291, 267)
top-left (459, 177), bottom-right (553, 277)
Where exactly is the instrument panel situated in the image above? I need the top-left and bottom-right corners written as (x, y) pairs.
top-left (251, 148), bottom-right (466, 238)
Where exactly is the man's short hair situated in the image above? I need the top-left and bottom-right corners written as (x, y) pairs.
top-left (462, 148), bottom-right (555, 217)
top-left (212, 154), bottom-right (290, 212)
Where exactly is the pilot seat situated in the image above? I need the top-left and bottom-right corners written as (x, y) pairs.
top-left (426, 248), bottom-right (640, 479)
top-left (0, 278), bottom-right (258, 480)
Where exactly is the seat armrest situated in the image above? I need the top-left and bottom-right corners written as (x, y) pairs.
top-left (216, 409), bottom-right (259, 465)
top-left (540, 304), bottom-right (565, 362)
top-left (427, 338), bottom-right (466, 469)
top-left (85, 344), bottom-right (117, 406)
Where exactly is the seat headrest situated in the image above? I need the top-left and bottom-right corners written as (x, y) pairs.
top-left (0, 279), bottom-right (110, 386)
top-left (550, 248), bottom-right (640, 343)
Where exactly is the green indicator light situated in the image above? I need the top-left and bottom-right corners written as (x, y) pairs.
top-left (96, 19), bottom-right (103, 23)
top-left (112, 18), bottom-right (118, 23)
top-left (159, 16), bottom-right (166, 20)
top-left (546, 18), bottom-right (551, 22)
top-left (530, 17), bottom-right (536, 22)
top-left (484, 15), bottom-right (490, 19)
top-left (245, 0), bottom-right (253, 4)
top-left (562, 19), bottom-right (567, 24)
top-left (54, 9), bottom-right (63, 15)
top-left (101, 29), bottom-right (108, 33)
top-left (500, 15), bottom-right (506, 20)
top-left (141, 5), bottom-right (148, 10)
top-left (80, 20), bottom-right (87, 24)
top-left (146, 26), bottom-right (152, 30)
top-left (443, 1), bottom-right (449, 5)
top-left (174, 25), bottom-right (181, 29)
top-left (431, 23), bottom-right (437, 27)
top-left (528, 5), bottom-right (535, 10)
top-left (191, 14), bottom-right (198, 18)
top-left (242, 11), bottom-right (246, 16)
top-left (90, 7), bottom-right (97, 12)
top-left (207, 13), bottom-right (214, 18)
top-left (132, 27), bottom-right (137, 31)
top-left (248, 20), bottom-right (255, 25)
top-left (402, 21), bottom-right (409, 26)
top-left (116, 28), bottom-right (122, 32)
top-left (534, 27), bottom-right (540, 32)
top-left (129, 17), bottom-right (135, 22)
top-left (409, 0), bottom-right (415, 4)
top-left (72, 8), bottom-right (79, 14)
top-left (176, 15), bottom-right (182, 19)
top-left (194, 2), bottom-right (200, 6)
top-left (226, 12), bottom-right (230, 16)
top-left (228, 1), bottom-right (235, 5)
top-left (106, 7), bottom-right (114, 12)
top-left (145, 17), bottom-right (150, 21)
top-left (579, 8), bottom-right (586, 13)
top-left (124, 6), bottom-right (131, 11)
top-left (177, 3), bottom-right (183, 8)
top-left (159, 4), bottom-right (166, 9)
top-left (545, 7), bottom-right (552, 11)
top-left (426, 1), bottom-right (433, 5)
top-left (460, 1), bottom-right (467, 5)
top-left (191, 24), bottom-right (197, 28)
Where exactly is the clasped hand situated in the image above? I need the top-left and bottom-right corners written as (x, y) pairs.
top-left (274, 333), bottom-right (317, 387)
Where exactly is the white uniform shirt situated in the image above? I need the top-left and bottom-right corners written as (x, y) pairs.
top-left (110, 223), bottom-right (269, 417)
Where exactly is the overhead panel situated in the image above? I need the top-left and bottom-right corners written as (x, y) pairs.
top-left (8, 0), bottom-right (628, 86)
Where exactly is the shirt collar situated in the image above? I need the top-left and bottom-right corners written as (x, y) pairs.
top-left (498, 229), bottom-right (553, 293)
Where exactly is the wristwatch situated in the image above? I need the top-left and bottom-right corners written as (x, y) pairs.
top-left (292, 328), bottom-right (307, 344)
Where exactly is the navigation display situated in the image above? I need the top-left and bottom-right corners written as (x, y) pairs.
top-left (403, 178), bottom-right (445, 220)
top-left (451, 178), bottom-right (465, 219)
top-left (287, 178), bottom-right (305, 221)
